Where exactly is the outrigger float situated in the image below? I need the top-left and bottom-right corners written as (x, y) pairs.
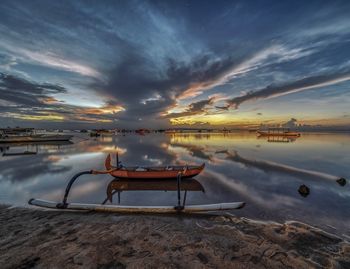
top-left (29, 154), bottom-right (245, 213)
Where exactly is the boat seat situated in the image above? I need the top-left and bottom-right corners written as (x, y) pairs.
top-left (135, 167), bottom-right (147, 172)
top-left (124, 166), bottom-right (138, 171)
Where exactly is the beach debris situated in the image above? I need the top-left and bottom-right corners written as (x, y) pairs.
top-left (298, 184), bottom-right (310, 197)
top-left (336, 178), bottom-right (346, 186)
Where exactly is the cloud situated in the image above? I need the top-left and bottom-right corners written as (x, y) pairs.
top-left (0, 53), bottom-right (17, 70)
top-left (0, 72), bottom-right (124, 125)
top-left (162, 97), bottom-right (215, 119)
top-left (96, 52), bottom-right (244, 127)
top-left (221, 71), bottom-right (350, 109)
top-left (0, 72), bottom-right (66, 107)
top-left (1, 1), bottom-right (350, 128)
top-left (0, 43), bottom-right (102, 79)
top-left (177, 45), bottom-right (314, 100)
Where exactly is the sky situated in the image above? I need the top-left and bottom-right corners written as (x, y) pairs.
top-left (0, 0), bottom-right (350, 129)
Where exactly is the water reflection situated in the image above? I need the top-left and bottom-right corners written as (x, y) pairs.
top-left (105, 178), bottom-right (204, 204)
top-left (0, 141), bottom-right (73, 156)
top-left (257, 135), bottom-right (298, 143)
top-left (0, 132), bottom-right (349, 236)
top-left (216, 149), bottom-right (343, 183)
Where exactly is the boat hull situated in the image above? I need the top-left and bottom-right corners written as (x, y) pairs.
top-left (28, 199), bottom-right (245, 213)
top-left (257, 131), bottom-right (300, 137)
top-left (0, 135), bottom-right (73, 143)
top-left (104, 154), bottom-right (205, 179)
top-left (109, 168), bottom-right (204, 179)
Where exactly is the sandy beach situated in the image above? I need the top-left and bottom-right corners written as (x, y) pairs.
top-left (0, 205), bottom-right (349, 269)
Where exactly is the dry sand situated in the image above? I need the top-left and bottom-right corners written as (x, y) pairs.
top-left (0, 205), bottom-right (349, 269)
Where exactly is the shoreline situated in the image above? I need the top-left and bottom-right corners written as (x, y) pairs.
top-left (1, 205), bottom-right (349, 268)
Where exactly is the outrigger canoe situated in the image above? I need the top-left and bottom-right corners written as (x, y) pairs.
top-left (104, 154), bottom-right (205, 179)
top-left (28, 154), bottom-right (245, 213)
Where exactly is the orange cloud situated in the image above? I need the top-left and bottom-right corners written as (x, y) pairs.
top-left (79, 103), bottom-right (125, 115)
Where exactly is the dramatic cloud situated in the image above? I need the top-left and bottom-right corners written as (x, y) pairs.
top-left (0, 73), bottom-right (123, 125)
top-left (97, 53), bottom-right (246, 126)
top-left (177, 44), bottom-right (313, 100)
top-left (0, 44), bottom-right (102, 79)
top-left (1, 1), bottom-right (350, 128)
top-left (221, 71), bottom-right (350, 109)
top-left (0, 72), bottom-right (66, 107)
top-left (163, 97), bottom-right (215, 119)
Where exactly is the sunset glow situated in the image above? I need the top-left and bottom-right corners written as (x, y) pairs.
top-left (0, 1), bottom-right (349, 130)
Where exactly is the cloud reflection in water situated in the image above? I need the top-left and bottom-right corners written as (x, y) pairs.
top-left (0, 132), bottom-right (349, 236)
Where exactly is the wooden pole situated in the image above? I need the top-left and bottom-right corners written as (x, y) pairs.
top-left (177, 172), bottom-right (181, 208)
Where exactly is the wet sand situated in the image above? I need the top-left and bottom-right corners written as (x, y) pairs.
top-left (0, 205), bottom-right (349, 269)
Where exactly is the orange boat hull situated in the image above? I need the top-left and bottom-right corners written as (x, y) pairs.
top-left (104, 154), bottom-right (205, 179)
top-left (109, 167), bottom-right (204, 179)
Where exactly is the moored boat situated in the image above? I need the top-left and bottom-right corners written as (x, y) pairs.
top-left (0, 128), bottom-right (73, 143)
top-left (257, 128), bottom-right (300, 137)
top-left (104, 154), bottom-right (205, 179)
top-left (90, 129), bottom-right (115, 137)
top-left (0, 134), bottom-right (73, 143)
top-left (28, 156), bottom-right (245, 213)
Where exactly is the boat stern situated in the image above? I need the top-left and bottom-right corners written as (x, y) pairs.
top-left (105, 154), bottom-right (112, 170)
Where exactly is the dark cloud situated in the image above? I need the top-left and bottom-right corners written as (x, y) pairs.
top-left (1, 1), bottom-right (350, 127)
top-left (163, 97), bottom-right (215, 119)
top-left (98, 53), bottom-right (247, 126)
top-left (221, 71), bottom-right (350, 109)
top-left (0, 73), bottom-right (124, 126)
top-left (0, 72), bottom-right (66, 107)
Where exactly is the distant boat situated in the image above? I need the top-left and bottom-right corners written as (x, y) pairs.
top-left (0, 128), bottom-right (72, 143)
top-left (165, 129), bottom-right (177, 134)
top-left (0, 140), bottom-right (73, 147)
top-left (90, 129), bottom-right (115, 137)
top-left (257, 128), bottom-right (300, 137)
top-left (135, 129), bottom-right (150, 135)
top-left (248, 128), bottom-right (259, 132)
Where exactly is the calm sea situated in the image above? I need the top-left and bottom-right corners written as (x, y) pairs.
top-left (0, 132), bottom-right (349, 237)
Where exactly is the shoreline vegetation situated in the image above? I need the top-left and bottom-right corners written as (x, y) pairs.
top-left (0, 205), bottom-right (349, 268)
top-left (1, 127), bottom-right (350, 134)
